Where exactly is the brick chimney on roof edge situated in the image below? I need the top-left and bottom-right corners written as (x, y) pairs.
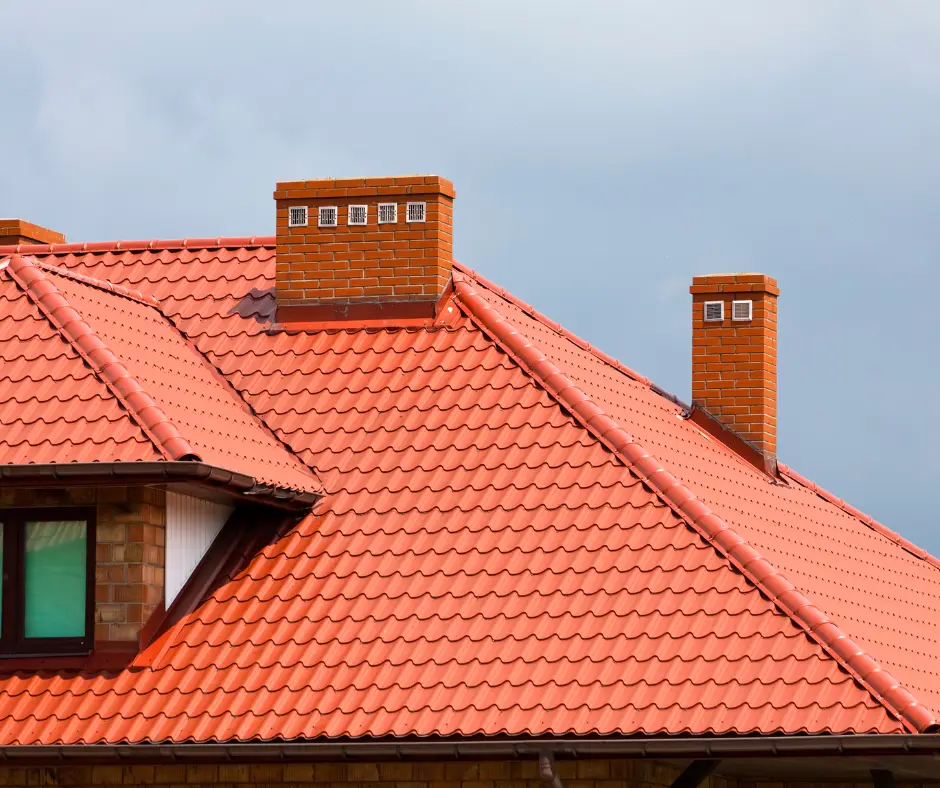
top-left (690, 273), bottom-right (779, 464)
top-left (0, 219), bottom-right (66, 246)
top-left (273, 176), bottom-right (455, 325)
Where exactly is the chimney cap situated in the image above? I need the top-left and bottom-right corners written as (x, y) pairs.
top-left (690, 273), bottom-right (779, 296)
top-left (0, 219), bottom-right (66, 246)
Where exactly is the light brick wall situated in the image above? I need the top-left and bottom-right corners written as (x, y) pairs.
top-left (690, 274), bottom-right (779, 460)
top-left (0, 758), bottom-right (934, 787)
top-left (0, 760), bottom-right (730, 788)
top-left (0, 486), bottom-right (165, 643)
top-left (274, 175), bottom-right (455, 307)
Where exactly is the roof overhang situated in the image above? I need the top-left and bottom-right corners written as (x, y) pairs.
top-left (0, 462), bottom-right (318, 510)
top-left (2, 735), bottom-right (940, 782)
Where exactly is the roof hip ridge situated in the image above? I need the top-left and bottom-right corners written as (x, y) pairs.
top-left (452, 262), bottom-right (689, 410)
top-left (0, 235), bottom-right (275, 256)
top-left (2, 254), bottom-right (200, 462)
top-left (26, 258), bottom-right (163, 310)
top-left (453, 272), bottom-right (935, 735)
top-left (778, 463), bottom-right (940, 572)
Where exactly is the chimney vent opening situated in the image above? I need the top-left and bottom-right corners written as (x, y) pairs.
top-left (318, 206), bottom-right (338, 228)
top-left (406, 202), bottom-right (426, 223)
top-left (732, 300), bottom-right (753, 321)
top-left (348, 205), bottom-right (368, 226)
top-left (378, 203), bottom-right (398, 224)
top-left (288, 206), bottom-right (308, 228)
top-left (703, 301), bottom-right (724, 322)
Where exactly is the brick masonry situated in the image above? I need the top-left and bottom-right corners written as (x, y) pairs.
top-left (0, 486), bottom-right (165, 643)
top-left (690, 274), bottom-right (779, 460)
top-left (0, 760), bottom-right (729, 788)
top-left (0, 218), bottom-right (66, 246)
top-left (0, 759), bottom-right (930, 788)
top-left (274, 175), bottom-right (455, 308)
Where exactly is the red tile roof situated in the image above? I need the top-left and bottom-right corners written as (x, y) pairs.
top-left (0, 253), bottom-right (319, 496)
top-left (0, 238), bottom-right (938, 743)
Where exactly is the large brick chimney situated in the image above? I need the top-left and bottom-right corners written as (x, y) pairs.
top-left (0, 219), bottom-right (65, 246)
top-left (690, 274), bottom-right (779, 463)
top-left (274, 176), bottom-right (454, 325)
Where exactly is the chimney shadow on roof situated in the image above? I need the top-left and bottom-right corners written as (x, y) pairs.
top-left (228, 286), bottom-right (276, 326)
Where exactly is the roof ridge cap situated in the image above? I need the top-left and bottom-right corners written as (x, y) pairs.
top-left (452, 262), bottom-right (689, 410)
top-left (454, 273), bottom-right (935, 734)
top-left (778, 463), bottom-right (940, 572)
top-left (3, 255), bottom-right (200, 462)
top-left (0, 235), bottom-right (275, 256)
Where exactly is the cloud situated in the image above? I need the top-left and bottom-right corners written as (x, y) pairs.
top-left (2, 1), bottom-right (939, 551)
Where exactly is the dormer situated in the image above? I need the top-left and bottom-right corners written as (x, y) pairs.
top-left (0, 254), bottom-right (319, 663)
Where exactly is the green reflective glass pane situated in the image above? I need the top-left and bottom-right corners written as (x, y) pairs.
top-left (24, 520), bottom-right (86, 638)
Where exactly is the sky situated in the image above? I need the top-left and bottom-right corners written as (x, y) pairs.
top-left (3, 2), bottom-right (939, 553)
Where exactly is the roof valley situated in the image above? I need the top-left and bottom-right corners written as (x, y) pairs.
top-left (452, 272), bottom-right (936, 734)
top-left (2, 254), bottom-right (199, 462)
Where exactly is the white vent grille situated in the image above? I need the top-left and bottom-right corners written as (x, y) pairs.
top-left (288, 206), bottom-right (308, 227)
top-left (348, 204), bottom-right (368, 226)
top-left (406, 202), bottom-right (426, 223)
top-left (703, 301), bottom-right (724, 322)
top-left (378, 203), bottom-right (398, 224)
top-left (318, 206), bottom-right (338, 227)
top-left (732, 300), bottom-right (753, 321)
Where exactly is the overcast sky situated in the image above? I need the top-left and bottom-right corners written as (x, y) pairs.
top-left (3, 2), bottom-right (939, 553)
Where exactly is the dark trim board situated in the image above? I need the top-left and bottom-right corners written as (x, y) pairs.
top-left (0, 734), bottom-right (939, 766)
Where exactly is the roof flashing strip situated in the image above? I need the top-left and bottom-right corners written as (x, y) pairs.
top-left (4, 255), bottom-right (199, 462)
top-left (453, 274), bottom-right (935, 735)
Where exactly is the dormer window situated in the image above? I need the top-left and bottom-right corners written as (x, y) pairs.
top-left (0, 507), bottom-right (95, 655)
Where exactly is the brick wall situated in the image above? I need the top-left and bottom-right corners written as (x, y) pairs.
top-left (690, 274), bottom-right (779, 460)
top-left (0, 486), bottom-right (165, 643)
top-left (0, 760), bottom-right (930, 788)
top-left (274, 176), bottom-right (455, 312)
top-left (0, 760), bottom-right (729, 788)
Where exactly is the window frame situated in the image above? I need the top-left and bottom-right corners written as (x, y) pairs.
top-left (0, 506), bottom-right (96, 655)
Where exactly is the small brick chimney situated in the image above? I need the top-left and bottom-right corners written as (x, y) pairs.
top-left (0, 219), bottom-right (66, 246)
top-left (690, 273), bottom-right (779, 463)
top-left (274, 176), bottom-right (454, 324)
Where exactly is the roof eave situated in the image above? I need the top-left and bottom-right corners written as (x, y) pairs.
top-left (0, 462), bottom-right (319, 511)
top-left (0, 734), bottom-right (938, 765)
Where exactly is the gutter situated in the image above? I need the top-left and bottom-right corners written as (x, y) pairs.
top-left (0, 462), bottom-right (318, 510)
top-left (0, 735), bottom-right (939, 765)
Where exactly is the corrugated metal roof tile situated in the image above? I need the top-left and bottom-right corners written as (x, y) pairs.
top-left (0, 240), bottom-right (936, 743)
